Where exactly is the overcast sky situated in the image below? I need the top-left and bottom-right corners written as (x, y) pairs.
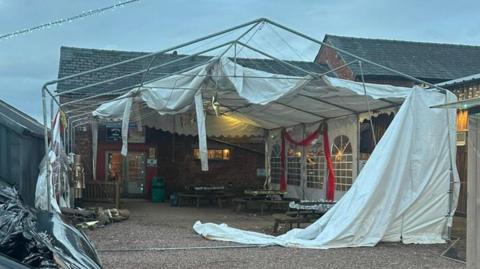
top-left (0, 0), bottom-right (479, 122)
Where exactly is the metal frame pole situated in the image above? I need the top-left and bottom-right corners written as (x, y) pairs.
top-left (263, 18), bottom-right (448, 94)
top-left (358, 61), bottom-right (377, 146)
top-left (48, 18), bottom-right (266, 96)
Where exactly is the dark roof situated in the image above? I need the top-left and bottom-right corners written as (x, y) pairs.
top-left (0, 99), bottom-right (44, 137)
top-left (57, 46), bottom-right (331, 95)
top-left (320, 34), bottom-right (480, 82)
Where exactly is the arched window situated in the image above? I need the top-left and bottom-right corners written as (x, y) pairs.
top-left (332, 135), bottom-right (353, 191)
top-left (286, 143), bottom-right (301, 186)
top-left (270, 144), bottom-right (281, 184)
top-left (306, 141), bottom-right (325, 189)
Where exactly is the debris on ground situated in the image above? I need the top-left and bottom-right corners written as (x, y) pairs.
top-left (0, 181), bottom-right (102, 268)
top-left (61, 207), bottom-right (130, 230)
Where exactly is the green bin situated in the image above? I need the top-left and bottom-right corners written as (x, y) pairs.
top-left (152, 176), bottom-right (166, 202)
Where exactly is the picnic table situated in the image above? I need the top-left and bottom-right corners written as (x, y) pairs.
top-left (233, 190), bottom-right (291, 215)
top-left (177, 186), bottom-right (234, 208)
top-left (272, 200), bottom-right (336, 234)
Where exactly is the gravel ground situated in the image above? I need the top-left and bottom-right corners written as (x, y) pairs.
top-left (85, 200), bottom-right (465, 269)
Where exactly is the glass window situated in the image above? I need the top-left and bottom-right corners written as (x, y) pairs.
top-left (270, 144), bottom-right (281, 184)
top-left (332, 135), bottom-right (353, 192)
top-left (306, 142), bottom-right (325, 189)
top-left (286, 144), bottom-right (301, 186)
top-left (193, 149), bottom-right (231, 160)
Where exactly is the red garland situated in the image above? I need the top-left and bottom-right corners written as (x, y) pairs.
top-left (279, 124), bottom-right (335, 199)
top-left (283, 128), bottom-right (321, 146)
top-left (323, 126), bottom-right (336, 201)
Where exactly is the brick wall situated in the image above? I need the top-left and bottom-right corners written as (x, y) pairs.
top-left (72, 124), bottom-right (265, 197)
top-left (315, 46), bottom-right (355, 80)
top-left (149, 129), bottom-right (265, 195)
top-left (315, 46), bottom-right (439, 87)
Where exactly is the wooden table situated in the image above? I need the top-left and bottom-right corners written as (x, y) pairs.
top-left (177, 192), bottom-right (234, 208)
top-left (272, 201), bottom-right (336, 234)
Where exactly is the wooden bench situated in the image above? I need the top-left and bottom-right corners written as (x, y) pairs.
top-left (259, 200), bottom-right (291, 215)
top-left (177, 193), bottom-right (206, 208)
top-left (233, 198), bottom-right (291, 215)
top-left (178, 192), bottom-right (234, 208)
top-left (272, 213), bottom-right (318, 234)
top-left (232, 198), bottom-right (248, 212)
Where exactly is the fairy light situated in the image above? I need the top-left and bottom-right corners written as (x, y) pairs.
top-left (0, 0), bottom-right (140, 41)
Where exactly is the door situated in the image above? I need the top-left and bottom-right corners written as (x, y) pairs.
top-left (125, 152), bottom-right (146, 197)
top-left (106, 151), bottom-right (146, 197)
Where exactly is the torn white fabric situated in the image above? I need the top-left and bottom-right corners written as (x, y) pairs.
top-left (322, 76), bottom-right (411, 100)
top-left (35, 112), bottom-right (65, 213)
top-left (211, 57), bottom-right (310, 105)
top-left (92, 58), bottom-right (410, 133)
top-left (121, 97), bottom-right (132, 156)
top-left (35, 153), bottom-right (61, 213)
top-left (194, 89), bottom-right (208, 171)
top-left (142, 114), bottom-right (264, 137)
top-left (194, 88), bottom-right (459, 248)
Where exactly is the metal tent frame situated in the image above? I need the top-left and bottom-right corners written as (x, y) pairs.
top-left (40, 18), bottom-right (453, 222)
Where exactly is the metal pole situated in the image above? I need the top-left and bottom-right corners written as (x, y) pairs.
top-left (444, 93), bottom-right (455, 241)
top-left (41, 86), bottom-right (51, 212)
top-left (263, 18), bottom-right (448, 94)
top-left (60, 41), bottom-right (235, 107)
top-left (358, 61), bottom-right (377, 146)
top-left (48, 18), bottom-right (266, 94)
top-left (236, 41), bottom-right (321, 78)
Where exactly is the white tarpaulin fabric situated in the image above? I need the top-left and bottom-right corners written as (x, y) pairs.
top-left (193, 88), bottom-right (459, 248)
top-left (93, 63), bottom-right (212, 158)
top-left (35, 112), bottom-right (68, 213)
top-left (92, 57), bottom-right (411, 132)
top-left (142, 114), bottom-right (264, 137)
top-left (194, 88), bottom-right (208, 171)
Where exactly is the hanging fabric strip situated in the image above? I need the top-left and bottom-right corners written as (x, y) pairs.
top-left (322, 123), bottom-right (336, 201)
top-left (194, 89), bottom-right (209, 171)
top-left (121, 97), bottom-right (133, 156)
top-left (91, 120), bottom-right (98, 180)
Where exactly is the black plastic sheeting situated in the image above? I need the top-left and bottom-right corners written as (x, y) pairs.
top-left (0, 181), bottom-right (102, 268)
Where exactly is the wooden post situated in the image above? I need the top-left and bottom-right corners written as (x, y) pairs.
top-left (467, 115), bottom-right (479, 269)
top-left (115, 181), bottom-right (120, 209)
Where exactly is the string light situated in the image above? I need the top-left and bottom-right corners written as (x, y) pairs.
top-left (0, 0), bottom-right (140, 41)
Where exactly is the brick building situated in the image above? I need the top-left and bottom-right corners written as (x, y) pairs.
top-left (436, 74), bottom-right (480, 215)
top-left (57, 46), bottom-right (331, 198)
top-left (315, 35), bottom-right (480, 86)
top-left (316, 35), bottom-right (480, 214)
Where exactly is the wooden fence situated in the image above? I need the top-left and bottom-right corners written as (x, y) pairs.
top-left (84, 181), bottom-right (120, 208)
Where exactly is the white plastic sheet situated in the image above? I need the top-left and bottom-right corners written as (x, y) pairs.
top-left (194, 88), bottom-right (208, 171)
top-left (35, 112), bottom-right (66, 213)
top-left (92, 58), bottom-right (408, 132)
top-left (193, 88), bottom-right (459, 248)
